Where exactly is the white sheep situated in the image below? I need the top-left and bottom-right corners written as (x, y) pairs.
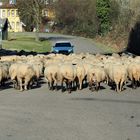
top-left (16, 63), bottom-right (36, 91)
top-left (108, 63), bottom-right (128, 92)
top-left (44, 64), bottom-right (60, 90)
top-left (87, 65), bottom-right (107, 91)
top-left (9, 63), bottom-right (35, 91)
top-left (59, 63), bottom-right (77, 93)
top-left (127, 62), bottom-right (140, 89)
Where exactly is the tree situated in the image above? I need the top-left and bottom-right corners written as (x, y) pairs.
top-left (96, 0), bottom-right (111, 35)
top-left (0, 0), bottom-right (9, 2)
top-left (17, 0), bottom-right (46, 41)
top-left (75, 0), bottom-right (98, 37)
top-left (54, 0), bottom-right (98, 37)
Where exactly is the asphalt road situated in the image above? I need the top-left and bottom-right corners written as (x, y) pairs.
top-left (0, 33), bottom-right (140, 140)
top-left (39, 33), bottom-right (105, 54)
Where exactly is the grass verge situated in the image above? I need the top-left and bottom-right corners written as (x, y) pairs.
top-left (93, 41), bottom-right (117, 54)
top-left (2, 33), bottom-right (51, 53)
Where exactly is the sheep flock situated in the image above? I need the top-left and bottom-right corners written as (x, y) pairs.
top-left (0, 52), bottom-right (140, 93)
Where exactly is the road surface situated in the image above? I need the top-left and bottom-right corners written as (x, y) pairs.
top-left (0, 33), bottom-right (140, 140)
top-left (39, 33), bottom-right (105, 54)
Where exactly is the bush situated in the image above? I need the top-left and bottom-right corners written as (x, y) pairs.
top-left (96, 0), bottom-right (111, 35)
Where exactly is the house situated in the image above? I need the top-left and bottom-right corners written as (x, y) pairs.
top-left (42, 5), bottom-right (55, 21)
top-left (0, 18), bottom-right (8, 40)
top-left (0, 0), bottom-right (55, 32)
top-left (41, 1), bottom-right (55, 32)
top-left (0, 2), bottom-right (23, 32)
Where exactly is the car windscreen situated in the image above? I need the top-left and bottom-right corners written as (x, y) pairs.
top-left (55, 43), bottom-right (71, 47)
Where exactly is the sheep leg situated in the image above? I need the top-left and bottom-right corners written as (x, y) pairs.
top-left (136, 81), bottom-right (139, 88)
top-left (48, 81), bottom-right (51, 89)
top-left (116, 83), bottom-right (119, 92)
top-left (53, 75), bottom-right (58, 90)
top-left (74, 77), bottom-right (79, 90)
top-left (120, 80), bottom-right (124, 92)
top-left (72, 80), bottom-right (76, 90)
top-left (54, 80), bottom-right (58, 91)
top-left (49, 80), bottom-right (53, 90)
top-left (18, 77), bottom-right (23, 91)
top-left (28, 79), bottom-right (33, 89)
top-left (1, 79), bottom-right (5, 86)
top-left (132, 78), bottom-right (136, 89)
top-left (79, 79), bottom-right (83, 90)
top-left (68, 81), bottom-right (72, 93)
top-left (88, 81), bottom-right (92, 90)
top-left (12, 79), bottom-right (18, 89)
top-left (36, 78), bottom-right (39, 87)
top-left (96, 82), bottom-right (100, 91)
top-left (84, 76), bottom-right (88, 87)
top-left (91, 82), bottom-right (96, 92)
top-left (61, 79), bottom-right (64, 92)
top-left (106, 76), bottom-right (109, 85)
top-left (24, 78), bottom-right (30, 91)
top-left (51, 80), bottom-right (54, 90)
top-left (55, 83), bottom-right (58, 91)
top-left (65, 80), bottom-right (68, 91)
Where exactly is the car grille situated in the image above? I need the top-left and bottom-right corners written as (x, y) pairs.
top-left (59, 50), bottom-right (69, 54)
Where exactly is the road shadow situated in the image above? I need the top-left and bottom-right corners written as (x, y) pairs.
top-left (0, 81), bottom-right (13, 91)
top-left (0, 48), bottom-right (51, 57)
top-left (46, 36), bottom-right (74, 42)
top-left (0, 77), bottom-right (46, 92)
top-left (69, 97), bottom-right (140, 105)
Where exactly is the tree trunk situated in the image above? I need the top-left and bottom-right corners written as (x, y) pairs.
top-left (35, 22), bottom-right (39, 41)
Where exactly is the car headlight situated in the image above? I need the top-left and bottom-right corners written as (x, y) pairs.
top-left (68, 49), bottom-right (72, 52)
top-left (55, 49), bottom-right (59, 52)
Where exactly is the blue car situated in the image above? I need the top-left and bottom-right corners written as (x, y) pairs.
top-left (52, 41), bottom-right (74, 54)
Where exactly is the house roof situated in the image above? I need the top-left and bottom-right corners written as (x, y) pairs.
top-left (0, 3), bottom-right (17, 9)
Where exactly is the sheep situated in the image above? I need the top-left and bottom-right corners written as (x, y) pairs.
top-left (74, 63), bottom-right (86, 90)
top-left (59, 63), bottom-right (77, 93)
top-left (127, 62), bottom-right (140, 89)
top-left (16, 63), bottom-right (36, 91)
top-left (0, 67), bottom-right (4, 86)
top-left (27, 60), bottom-right (44, 86)
top-left (87, 65), bottom-right (107, 91)
top-left (9, 63), bottom-right (20, 89)
top-left (0, 62), bottom-right (10, 86)
top-left (0, 56), bottom-right (19, 62)
top-left (0, 52), bottom-right (138, 93)
top-left (9, 63), bottom-right (35, 91)
top-left (69, 59), bottom-right (86, 90)
top-left (44, 58), bottom-right (63, 67)
top-left (44, 64), bottom-right (60, 90)
top-left (107, 63), bottom-right (128, 92)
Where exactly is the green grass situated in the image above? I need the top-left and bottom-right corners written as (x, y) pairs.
top-left (2, 33), bottom-right (51, 53)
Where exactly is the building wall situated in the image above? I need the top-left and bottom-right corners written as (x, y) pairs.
top-left (43, 9), bottom-right (55, 19)
top-left (0, 8), bottom-right (22, 32)
top-left (0, 5), bottom-right (2, 18)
